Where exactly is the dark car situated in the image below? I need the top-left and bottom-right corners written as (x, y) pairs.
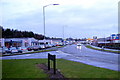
top-left (27, 46), bottom-right (33, 51)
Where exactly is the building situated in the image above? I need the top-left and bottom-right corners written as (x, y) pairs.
top-left (86, 38), bottom-right (93, 44)
top-left (0, 38), bottom-right (63, 48)
top-left (111, 34), bottom-right (120, 43)
top-left (3, 38), bottom-right (37, 48)
top-left (92, 36), bottom-right (98, 46)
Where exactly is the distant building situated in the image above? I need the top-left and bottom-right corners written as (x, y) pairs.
top-left (86, 38), bottom-right (93, 44)
top-left (4, 38), bottom-right (37, 47)
top-left (92, 36), bottom-right (98, 46)
top-left (91, 34), bottom-right (120, 46)
top-left (97, 37), bottom-right (110, 44)
top-left (93, 36), bottom-right (97, 39)
top-left (111, 34), bottom-right (120, 43)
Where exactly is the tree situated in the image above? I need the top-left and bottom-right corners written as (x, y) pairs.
top-left (1, 26), bottom-right (49, 40)
top-left (4, 29), bottom-right (13, 38)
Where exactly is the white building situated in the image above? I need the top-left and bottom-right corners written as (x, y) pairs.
top-left (4, 38), bottom-right (36, 47)
top-left (0, 38), bottom-right (63, 48)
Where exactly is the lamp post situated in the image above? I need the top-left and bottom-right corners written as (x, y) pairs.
top-left (43, 4), bottom-right (59, 47)
top-left (62, 26), bottom-right (65, 45)
top-left (62, 25), bottom-right (67, 45)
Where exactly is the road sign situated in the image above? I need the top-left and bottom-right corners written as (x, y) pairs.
top-left (48, 53), bottom-right (56, 74)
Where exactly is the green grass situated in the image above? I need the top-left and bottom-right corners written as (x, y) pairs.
top-left (23, 49), bottom-right (56, 54)
top-left (57, 59), bottom-right (119, 78)
top-left (2, 59), bottom-right (119, 78)
top-left (56, 45), bottom-right (66, 48)
top-left (2, 59), bottom-right (48, 78)
top-left (2, 49), bottom-right (56, 56)
top-left (85, 45), bottom-right (120, 54)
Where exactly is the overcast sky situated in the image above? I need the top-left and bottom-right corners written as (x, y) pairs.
top-left (0, 0), bottom-right (119, 39)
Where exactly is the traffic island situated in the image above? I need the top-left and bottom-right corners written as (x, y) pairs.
top-left (37, 63), bottom-right (68, 79)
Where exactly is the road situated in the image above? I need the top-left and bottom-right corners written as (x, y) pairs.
top-left (1, 44), bottom-right (119, 71)
top-left (58, 44), bottom-right (119, 71)
top-left (59, 44), bottom-right (118, 65)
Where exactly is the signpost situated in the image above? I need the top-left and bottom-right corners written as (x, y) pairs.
top-left (48, 53), bottom-right (56, 74)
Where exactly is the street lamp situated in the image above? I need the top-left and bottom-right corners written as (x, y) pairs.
top-left (62, 25), bottom-right (67, 45)
top-left (43, 4), bottom-right (59, 47)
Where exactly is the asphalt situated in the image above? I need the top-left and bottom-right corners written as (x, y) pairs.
top-left (58, 44), bottom-right (119, 71)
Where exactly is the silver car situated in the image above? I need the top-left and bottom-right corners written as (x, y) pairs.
top-left (0, 47), bottom-right (11, 54)
top-left (17, 47), bottom-right (28, 53)
top-left (9, 47), bottom-right (19, 53)
top-left (39, 45), bottom-right (45, 49)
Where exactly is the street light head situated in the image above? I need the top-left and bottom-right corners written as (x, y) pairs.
top-left (53, 4), bottom-right (59, 5)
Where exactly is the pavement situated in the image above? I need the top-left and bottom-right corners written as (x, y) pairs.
top-left (90, 45), bottom-right (120, 51)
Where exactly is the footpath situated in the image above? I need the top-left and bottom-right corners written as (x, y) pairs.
top-left (90, 45), bottom-right (120, 51)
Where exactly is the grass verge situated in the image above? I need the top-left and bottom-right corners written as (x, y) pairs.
top-left (85, 45), bottom-right (120, 54)
top-left (2, 45), bottom-right (66, 57)
top-left (2, 49), bottom-right (56, 56)
top-left (2, 59), bottom-right (119, 78)
top-left (56, 45), bottom-right (66, 48)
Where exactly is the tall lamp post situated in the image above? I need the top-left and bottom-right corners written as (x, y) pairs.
top-left (43, 4), bottom-right (59, 47)
top-left (62, 26), bottom-right (67, 45)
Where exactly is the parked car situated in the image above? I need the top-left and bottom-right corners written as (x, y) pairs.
top-left (17, 47), bottom-right (28, 53)
top-left (32, 45), bottom-right (40, 51)
top-left (27, 46), bottom-right (33, 51)
top-left (45, 44), bottom-right (52, 48)
top-left (9, 47), bottom-right (19, 53)
top-left (51, 44), bottom-right (56, 47)
top-left (0, 47), bottom-right (11, 54)
top-left (48, 44), bottom-right (53, 47)
top-left (39, 45), bottom-right (45, 49)
top-left (56, 43), bottom-right (63, 46)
